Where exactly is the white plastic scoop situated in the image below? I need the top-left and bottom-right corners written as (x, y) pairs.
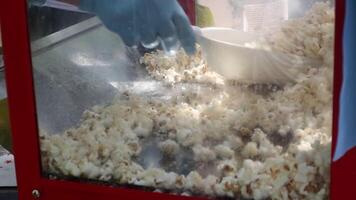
top-left (194, 27), bottom-right (322, 84)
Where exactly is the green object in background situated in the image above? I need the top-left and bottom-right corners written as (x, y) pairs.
top-left (0, 99), bottom-right (12, 151)
top-left (196, 4), bottom-right (215, 27)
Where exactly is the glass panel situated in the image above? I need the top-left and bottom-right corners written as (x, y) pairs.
top-left (0, 24), bottom-right (12, 152)
top-left (30, 0), bottom-right (335, 199)
top-left (0, 25), bottom-right (17, 187)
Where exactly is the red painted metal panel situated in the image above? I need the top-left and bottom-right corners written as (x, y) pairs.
top-left (331, 149), bottom-right (356, 200)
top-left (331, 0), bottom-right (345, 162)
top-left (1, 0), bottom-right (352, 199)
top-left (331, 0), bottom-right (356, 199)
top-left (1, 0), bottom-right (42, 200)
top-left (39, 179), bottom-right (207, 200)
top-left (178, 0), bottom-right (196, 25)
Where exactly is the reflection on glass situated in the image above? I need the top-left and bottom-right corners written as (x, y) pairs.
top-left (70, 52), bottom-right (112, 67)
top-left (28, 1), bottom-right (335, 199)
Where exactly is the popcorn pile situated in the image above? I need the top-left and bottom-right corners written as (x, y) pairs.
top-left (140, 45), bottom-right (225, 86)
top-left (247, 2), bottom-right (335, 66)
top-left (40, 3), bottom-right (334, 200)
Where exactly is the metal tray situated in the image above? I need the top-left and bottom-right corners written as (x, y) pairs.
top-left (30, 17), bottom-right (147, 133)
top-left (30, 17), bottom-right (211, 134)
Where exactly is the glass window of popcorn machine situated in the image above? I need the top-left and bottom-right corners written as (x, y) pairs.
top-left (28, 0), bottom-right (335, 199)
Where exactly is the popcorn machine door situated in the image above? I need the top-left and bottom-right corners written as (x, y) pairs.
top-left (2, 0), bottom-right (348, 200)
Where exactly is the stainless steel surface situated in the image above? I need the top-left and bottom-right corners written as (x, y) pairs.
top-left (31, 17), bottom-right (196, 134)
top-left (31, 17), bottom-right (102, 55)
top-left (32, 18), bottom-right (211, 173)
top-left (31, 17), bottom-right (146, 133)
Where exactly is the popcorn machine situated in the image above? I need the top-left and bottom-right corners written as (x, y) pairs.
top-left (1, 0), bottom-right (354, 199)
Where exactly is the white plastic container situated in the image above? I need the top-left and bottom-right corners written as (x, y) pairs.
top-left (194, 26), bottom-right (320, 84)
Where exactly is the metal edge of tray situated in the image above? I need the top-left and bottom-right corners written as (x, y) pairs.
top-left (31, 17), bottom-right (102, 56)
top-left (0, 17), bottom-right (102, 70)
top-left (0, 17), bottom-right (102, 72)
top-left (0, 17), bottom-right (102, 75)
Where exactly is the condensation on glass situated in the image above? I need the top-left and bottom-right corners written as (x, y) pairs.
top-left (29, 0), bottom-right (335, 199)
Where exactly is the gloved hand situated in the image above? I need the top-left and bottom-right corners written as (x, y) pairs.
top-left (79, 0), bottom-right (196, 55)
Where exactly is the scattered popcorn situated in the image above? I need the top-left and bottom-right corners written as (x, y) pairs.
top-left (214, 144), bottom-right (235, 159)
top-left (202, 175), bottom-right (219, 196)
top-left (185, 171), bottom-right (205, 192)
top-left (140, 45), bottom-right (224, 86)
top-left (192, 145), bottom-right (217, 162)
top-left (158, 139), bottom-right (180, 157)
top-left (217, 159), bottom-right (238, 176)
top-left (242, 142), bottom-right (259, 158)
top-left (40, 2), bottom-right (334, 200)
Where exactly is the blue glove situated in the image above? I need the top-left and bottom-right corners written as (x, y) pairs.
top-left (333, 0), bottom-right (356, 161)
top-left (79, 0), bottom-right (196, 55)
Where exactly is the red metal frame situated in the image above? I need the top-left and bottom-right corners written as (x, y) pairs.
top-left (1, 0), bottom-right (42, 200)
top-left (178, 0), bottom-right (196, 25)
top-left (1, 0), bottom-right (354, 199)
top-left (330, 0), bottom-right (356, 199)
